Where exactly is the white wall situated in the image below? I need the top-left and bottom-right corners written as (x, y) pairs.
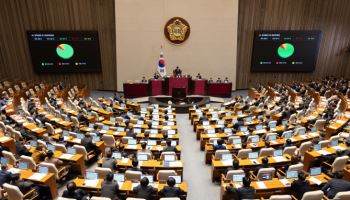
top-left (115, 0), bottom-right (239, 91)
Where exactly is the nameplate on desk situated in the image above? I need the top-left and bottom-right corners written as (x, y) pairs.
top-left (317, 150), bottom-right (331, 155)
top-left (60, 154), bottom-right (74, 159)
top-left (28, 173), bottom-right (47, 181)
top-left (256, 181), bottom-right (267, 189)
top-left (308, 177), bottom-right (322, 185)
top-left (273, 156), bottom-right (287, 162)
top-left (84, 179), bottom-right (99, 187)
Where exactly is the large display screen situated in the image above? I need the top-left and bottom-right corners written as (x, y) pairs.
top-left (27, 31), bottom-right (101, 73)
top-left (251, 31), bottom-right (321, 72)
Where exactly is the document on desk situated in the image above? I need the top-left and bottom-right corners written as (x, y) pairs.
top-left (117, 181), bottom-right (124, 189)
top-left (0, 137), bottom-right (10, 142)
top-left (84, 180), bottom-right (99, 187)
top-left (206, 134), bottom-right (217, 138)
top-left (8, 168), bottom-right (21, 174)
top-left (72, 138), bottom-right (81, 143)
top-left (28, 173), bottom-right (47, 181)
top-left (169, 161), bottom-right (182, 167)
top-left (332, 146), bottom-right (345, 151)
top-left (32, 128), bottom-right (41, 132)
top-left (317, 150), bottom-right (331, 155)
top-left (234, 144), bottom-right (242, 149)
top-left (60, 154), bottom-right (74, 159)
top-left (156, 146), bottom-right (163, 151)
top-left (309, 177), bottom-right (322, 185)
top-left (121, 158), bottom-right (129, 164)
top-left (336, 120), bottom-right (344, 124)
top-left (127, 145), bottom-right (138, 149)
top-left (280, 179), bottom-right (290, 186)
top-left (256, 181), bottom-right (267, 189)
top-left (162, 126), bottom-right (171, 130)
top-left (221, 160), bottom-right (233, 166)
top-left (273, 156), bottom-right (287, 162)
top-left (308, 132), bottom-right (319, 137)
top-left (99, 130), bottom-right (107, 134)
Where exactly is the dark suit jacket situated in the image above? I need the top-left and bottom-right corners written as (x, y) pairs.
top-left (81, 137), bottom-right (95, 152)
top-left (102, 158), bottom-right (117, 171)
top-left (133, 185), bottom-right (157, 200)
top-left (163, 146), bottom-right (177, 152)
top-left (159, 186), bottom-right (185, 197)
top-left (322, 178), bottom-right (350, 198)
top-left (291, 179), bottom-right (311, 199)
top-left (0, 169), bottom-right (12, 186)
top-left (214, 144), bottom-right (227, 151)
top-left (101, 180), bottom-right (119, 200)
top-left (62, 189), bottom-right (88, 200)
top-left (226, 185), bottom-right (255, 200)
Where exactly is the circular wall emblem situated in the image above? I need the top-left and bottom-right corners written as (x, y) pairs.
top-left (164, 17), bottom-right (190, 45)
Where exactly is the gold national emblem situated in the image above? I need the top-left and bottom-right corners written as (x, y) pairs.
top-left (164, 17), bottom-right (190, 44)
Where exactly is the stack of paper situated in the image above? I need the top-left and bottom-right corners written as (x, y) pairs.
top-left (273, 156), bottom-right (287, 162)
top-left (157, 146), bottom-right (163, 151)
top-left (72, 138), bottom-right (81, 143)
top-left (256, 181), bottom-right (267, 189)
top-left (317, 150), bottom-right (330, 155)
top-left (84, 180), bottom-right (99, 187)
top-left (332, 146), bottom-right (345, 151)
top-left (28, 173), bottom-right (47, 181)
top-left (309, 177), bottom-right (322, 185)
top-left (60, 154), bottom-right (74, 159)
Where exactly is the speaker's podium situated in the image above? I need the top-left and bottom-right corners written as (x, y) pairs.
top-left (172, 88), bottom-right (186, 99)
top-left (166, 77), bottom-right (189, 95)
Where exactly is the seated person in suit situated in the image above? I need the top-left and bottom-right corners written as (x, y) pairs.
top-left (0, 165), bottom-right (12, 187)
top-left (44, 150), bottom-right (64, 169)
top-left (15, 138), bottom-right (31, 158)
top-left (253, 157), bottom-right (269, 176)
top-left (81, 134), bottom-right (98, 153)
top-left (101, 172), bottom-right (120, 200)
top-left (213, 139), bottom-right (227, 151)
top-left (225, 177), bottom-right (255, 200)
top-left (139, 142), bottom-right (152, 155)
top-left (208, 78), bottom-right (213, 83)
top-left (133, 177), bottom-right (157, 200)
top-left (199, 115), bottom-right (209, 124)
top-left (224, 77), bottom-right (229, 83)
top-left (141, 76), bottom-right (148, 83)
top-left (196, 73), bottom-right (202, 79)
top-left (11, 173), bottom-right (37, 195)
top-left (291, 171), bottom-right (311, 200)
top-left (102, 151), bottom-right (117, 171)
top-left (129, 159), bottom-right (143, 173)
top-left (126, 127), bottom-right (137, 138)
top-left (216, 78), bottom-right (222, 83)
top-left (159, 177), bottom-right (186, 197)
top-left (62, 182), bottom-right (88, 200)
top-left (163, 139), bottom-right (177, 152)
top-left (284, 139), bottom-right (293, 147)
top-left (31, 145), bottom-right (47, 164)
top-left (322, 171), bottom-right (350, 199)
top-left (225, 159), bottom-right (241, 174)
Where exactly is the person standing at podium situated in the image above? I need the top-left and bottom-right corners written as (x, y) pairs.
top-left (173, 66), bottom-right (182, 77)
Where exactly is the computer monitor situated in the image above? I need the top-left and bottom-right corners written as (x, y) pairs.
top-left (269, 122), bottom-right (276, 129)
top-left (67, 147), bottom-right (77, 155)
top-left (299, 129), bottom-right (306, 135)
top-left (76, 134), bottom-right (85, 139)
top-left (310, 167), bottom-right (321, 176)
top-left (167, 121), bottom-right (175, 126)
top-left (89, 123), bottom-right (94, 128)
top-left (47, 144), bottom-right (55, 151)
top-left (137, 154), bottom-right (148, 161)
top-left (232, 118), bottom-right (238, 124)
top-left (171, 140), bottom-right (177, 147)
top-left (258, 115), bottom-right (263, 120)
top-left (30, 140), bottom-right (38, 147)
top-left (168, 130), bottom-right (176, 135)
top-left (0, 157), bottom-right (8, 165)
top-left (331, 140), bottom-right (338, 147)
top-left (202, 121), bottom-right (210, 126)
top-left (147, 140), bottom-right (157, 146)
top-left (164, 155), bottom-right (176, 162)
top-left (314, 144), bottom-right (322, 151)
top-left (169, 175), bottom-right (182, 184)
top-left (237, 111), bottom-right (243, 116)
top-left (217, 120), bottom-right (225, 125)
top-left (233, 174), bottom-right (245, 182)
top-left (212, 113), bottom-right (218, 119)
top-left (282, 120), bottom-right (288, 126)
top-left (283, 131), bottom-right (292, 139)
top-left (38, 166), bottom-right (49, 174)
top-left (134, 128), bottom-right (141, 134)
top-left (286, 170), bottom-right (298, 179)
top-left (110, 117), bottom-right (116, 122)
top-left (224, 128), bottom-right (232, 134)
top-left (102, 125), bottom-right (109, 130)
top-left (150, 129), bottom-right (158, 134)
top-left (93, 136), bottom-right (100, 142)
top-left (225, 112), bottom-right (231, 117)
top-left (86, 171), bottom-right (98, 180)
top-left (251, 136), bottom-right (260, 143)
top-left (256, 124), bottom-right (263, 131)
top-left (207, 129), bottom-right (215, 134)
top-left (248, 152), bottom-right (259, 159)
top-left (116, 127), bottom-right (124, 132)
top-left (152, 121), bottom-right (159, 126)
top-left (141, 175), bottom-right (154, 183)
top-left (128, 139), bottom-right (137, 145)
top-left (137, 120), bottom-right (144, 125)
top-left (233, 138), bottom-right (241, 145)
top-left (18, 161), bottom-right (28, 170)
top-left (240, 126), bottom-right (248, 132)
top-left (268, 134), bottom-right (277, 141)
top-left (245, 117), bottom-right (252, 122)
top-left (222, 154), bottom-right (232, 161)
top-left (114, 173), bottom-right (125, 182)
top-left (273, 149), bottom-right (283, 157)
top-left (112, 152), bottom-right (122, 159)
top-left (63, 131), bottom-right (69, 137)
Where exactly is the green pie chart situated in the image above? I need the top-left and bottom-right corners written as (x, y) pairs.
top-left (56, 44), bottom-right (74, 59)
top-left (277, 43), bottom-right (294, 58)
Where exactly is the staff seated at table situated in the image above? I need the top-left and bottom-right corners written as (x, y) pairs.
top-left (225, 177), bottom-right (255, 200)
top-left (45, 150), bottom-right (64, 168)
top-left (132, 177), bottom-right (157, 200)
top-left (159, 177), bottom-right (186, 198)
top-left (139, 142), bottom-right (152, 155)
top-left (101, 172), bottom-right (120, 200)
top-left (196, 73), bottom-right (202, 79)
top-left (216, 78), bottom-right (222, 83)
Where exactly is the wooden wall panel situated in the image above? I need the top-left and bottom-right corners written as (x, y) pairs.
top-left (237, 0), bottom-right (350, 89)
top-left (0, 0), bottom-right (116, 90)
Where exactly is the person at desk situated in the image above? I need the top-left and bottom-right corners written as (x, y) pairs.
top-left (15, 138), bottom-right (31, 158)
top-left (11, 173), bottom-right (36, 196)
top-left (224, 77), bottom-right (229, 83)
top-left (322, 171), bottom-right (350, 199)
top-left (225, 177), bottom-right (255, 200)
top-left (253, 157), bottom-right (269, 176)
top-left (153, 73), bottom-right (160, 79)
top-left (225, 159), bottom-right (241, 174)
top-left (208, 78), bottom-right (214, 83)
top-left (0, 165), bottom-right (12, 187)
top-left (128, 159), bottom-right (143, 173)
top-left (291, 171), bottom-right (311, 200)
top-left (102, 151), bottom-right (117, 171)
top-left (199, 115), bottom-right (209, 124)
top-left (196, 73), bottom-right (202, 79)
top-left (0, 92), bottom-right (9, 109)
top-left (173, 66), bottom-right (182, 77)
top-left (216, 78), bottom-right (222, 83)
top-left (139, 142), bottom-right (152, 155)
top-left (45, 150), bottom-right (64, 168)
top-left (81, 134), bottom-right (98, 153)
top-left (133, 177), bottom-right (157, 200)
top-left (62, 182), bottom-right (88, 200)
top-left (141, 76), bottom-right (148, 83)
top-left (163, 139), bottom-right (177, 152)
top-left (32, 145), bottom-right (47, 164)
top-left (213, 139), bottom-right (227, 151)
top-left (159, 177), bottom-right (186, 197)
top-left (101, 172), bottom-right (120, 200)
